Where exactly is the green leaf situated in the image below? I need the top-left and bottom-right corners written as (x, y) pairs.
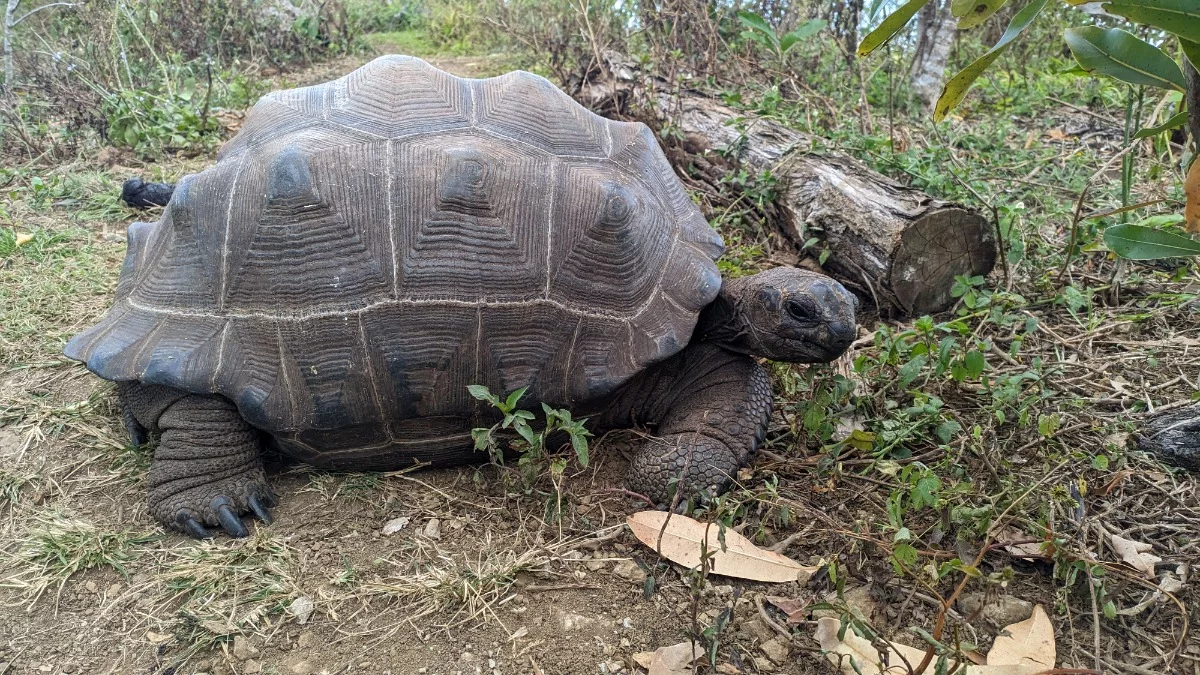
top-left (892, 542), bottom-right (919, 568)
top-left (1134, 110), bottom-right (1190, 138)
top-left (467, 384), bottom-right (498, 405)
top-left (1182, 38), bottom-right (1200, 70)
top-left (953, 0), bottom-right (1009, 29)
top-left (571, 433), bottom-right (589, 467)
top-left (504, 386), bottom-right (529, 411)
top-left (737, 10), bottom-right (777, 42)
top-left (1104, 223), bottom-right (1200, 259)
top-left (912, 475), bottom-right (941, 508)
top-left (934, 0), bottom-right (1049, 121)
top-left (515, 423), bottom-right (538, 446)
top-left (780, 19), bottom-right (827, 53)
top-left (858, 0), bottom-right (931, 56)
top-left (964, 350), bottom-right (986, 379)
top-left (1064, 26), bottom-right (1186, 92)
top-left (1103, 1), bottom-right (1200, 44)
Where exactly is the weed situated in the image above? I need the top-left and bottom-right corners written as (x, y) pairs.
top-left (468, 385), bottom-right (591, 492)
top-left (158, 533), bottom-right (299, 653)
top-left (303, 471), bottom-right (384, 504)
top-left (1, 514), bottom-right (153, 609)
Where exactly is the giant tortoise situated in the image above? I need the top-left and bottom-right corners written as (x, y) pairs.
top-left (65, 56), bottom-right (857, 538)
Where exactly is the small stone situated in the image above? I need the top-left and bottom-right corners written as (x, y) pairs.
top-left (760, 637), bottom-right (790, 664)
top-left (242, 660), bottom-right (262, 674)
top-left (460, 651), bottom-right (476, 662)
top-left (584, 559), bottom-right (606, 572)
top-left (711, 584), bottom-right (734, 597)
top-left (297, 632), bottom-right (316, 649)
top-left (424, 518), bottom-right (442, 540)
top-left (744, 619), bottom-right (775, 643)
top-left (289, 596), bottom-right (315, 625)
top-left (290, 660), bottom-right (316, 675)
top-left (612, 560), bottom-right (646, 583)
top-left (84, 581), bottom-right (97, 593)
top-left (958, 592), bottom-right (1034, 627)
top-left (753, 656), bottom-right (776, 672)
top-left (382, 517), bottom-right (410, 535)
top-left (556, 609), bottom-right (598, 632)
top-left (232, 637), bottom-right (260, 661)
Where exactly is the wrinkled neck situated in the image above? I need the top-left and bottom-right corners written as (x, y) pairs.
top-left (694, 284), bottom-right (755, 355)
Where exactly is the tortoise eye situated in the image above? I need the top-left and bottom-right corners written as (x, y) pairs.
top-left (787, 299), bottom-right (815, 322)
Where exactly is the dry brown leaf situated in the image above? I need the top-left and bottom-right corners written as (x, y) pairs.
top-left (814, 617), bottom-right (1046, 675)
top-left (1045, 127), bottom-right (1069, 141)
top-left (987, 604), bottom-right (1055, 669)
top-left (766, 595), bottom-right (808, 624)
top-left (1110, 534), bottom-right (1161, 577)
top-left (626, 511), bottom-right (816, 583)
top-left (646, 642), bottom-right (703, 675)
top-left (1186, 156), bottom-right (1200, 233)
top-left (14, 232), bottom-right (33, 247)
top-left (989, 525), bottom-right (1045, 560)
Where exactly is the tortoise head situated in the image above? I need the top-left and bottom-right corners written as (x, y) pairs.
top-left (698, 267), bottom-right (858, 363)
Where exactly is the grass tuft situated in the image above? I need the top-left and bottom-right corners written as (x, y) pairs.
top-left (1, 514), bottom-right (153, 610)
top-left (158, 533), bottom-right (300, 653)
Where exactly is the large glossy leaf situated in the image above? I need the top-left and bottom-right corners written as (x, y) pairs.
top-left (934, 0), bottom-right (1049, 121)
top-left (1133, 110), bottom-right (1189, 138)
top-left (1064, 26), bottom-right (1186, 91)
top-left (953, 0), bottom-right (1010, 29)
top-left (1104, 222), bottom-right (1200, 259)
top-left (780, 19), bottom-right (827, 53)
top-left (1182, 38), bottom-right (1200, 70)
top-left (1104, 1), bottom-right (1200, 44)
top-left (858, 0), bottom-right (930, 56)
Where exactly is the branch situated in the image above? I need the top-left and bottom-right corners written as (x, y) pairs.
top-left (13, 1), bottom-right (75, 26)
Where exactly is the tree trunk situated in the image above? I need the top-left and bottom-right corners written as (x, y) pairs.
top-left (1137, 406), bottom-right (1200, 472)
top-left (579, 60), bottom-right (996, 317)
top-left (1185, 58), bottom-right (1200, 157)
top-left (3, 0), bottom-right (17, 97)
top-left (910, 0), bottom-right (956, 111)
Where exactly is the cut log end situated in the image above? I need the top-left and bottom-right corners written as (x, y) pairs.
top-left (889, 208), bottom-right (995, 316)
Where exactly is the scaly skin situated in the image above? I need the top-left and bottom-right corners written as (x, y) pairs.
top-left (120, 383), bottom-right (275, 538)
top-left (592, 342), bottom-right (773, 505)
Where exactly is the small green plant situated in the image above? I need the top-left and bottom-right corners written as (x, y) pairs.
top-left (737, 11), bottom-right (827, 68)
top-left (467, 385), bottom-right (592, 488)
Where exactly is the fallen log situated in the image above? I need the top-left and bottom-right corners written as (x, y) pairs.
top-left (578, 61), bottom-right (995, 317)
top-left (1137, 406), bottom-right (1200, 471)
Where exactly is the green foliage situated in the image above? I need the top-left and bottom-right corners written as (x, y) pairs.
top-left (934, 0), bottom-right (1050, 122)
top-left (737, 10), bottom-right (826, 61)
top-left (1104, 218), bottom-right (1200, 258)
top-left (858, 0), bottom-right (930, 56)
top-left (468, 385), bottom-right (592, 489)
top-left (1064, 26), bottom-right (1186, 92)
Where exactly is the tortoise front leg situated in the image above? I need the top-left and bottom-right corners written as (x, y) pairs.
top-left (597, 343), bottom-right (773, 505)
top-left (121, 383), bottom-right (276, 538)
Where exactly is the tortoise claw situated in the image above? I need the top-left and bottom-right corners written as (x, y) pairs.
top-left (179, 514), bottom-right (212, 539)
top-left (247, 493), bottom-right (274, 525)
top-left (212, 497), bottom-right (249, 538)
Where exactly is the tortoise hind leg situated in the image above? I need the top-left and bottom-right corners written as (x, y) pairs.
top-left (122, 383), bottom-right (276, 538)
top-left (598, 343), bottom-right (773, 505)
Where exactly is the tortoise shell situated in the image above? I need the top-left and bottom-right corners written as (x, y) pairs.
top-left (66, 56), bottom-right (724, 439)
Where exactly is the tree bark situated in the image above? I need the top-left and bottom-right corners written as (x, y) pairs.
top-left (910, 0), bottom-right (955, 112)
top-left (579, 61), bottom-right (995, 317)
top-left (1137, 406), bottom-right (1200, 472)
top-left (3, 0), bottom-right (17, 97)
top-left (1185, 58), bottom-right (1200, 158)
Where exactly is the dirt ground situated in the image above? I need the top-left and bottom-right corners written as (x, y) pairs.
top-left (2, 41), bottom-right (1199, 675)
